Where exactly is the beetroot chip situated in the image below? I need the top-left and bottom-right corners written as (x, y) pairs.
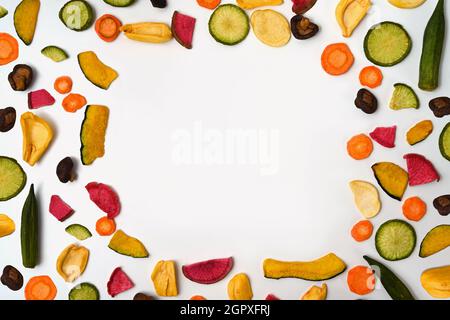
top-left (49, 195), bottom-right (74, 221)
top-left (265, 294), bottom-right (281, 300)
top-left (182, 257), bottom-right (233, 284)
top-left (369, 126), bottom-right (396, 148)
top-left (28, 89), bottom-right (55, 109)
top-left (85, 182), bottom-right (120, 218)
top-left (172, 11), bottom-right (196, 49)
top-left (107, 267), bottom-right (134, 297)
top-left (404, 153), bottom-right (440, 186)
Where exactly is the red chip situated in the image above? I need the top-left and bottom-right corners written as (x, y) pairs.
top-left (369, 126), bottom-right (396, 148)
top-left (107, 267), bottom-right (134, 297)
top-left (404, 153), bottom-right (440, 186)
top-left (49, 195), bottom-right (74, 221)
top-left (182, 257), bottom-right (233, 284)
top-left (265, 294), bottom-right (281, 300)
top-left (85, 182), bottom-right (120, 218)
top-left (172, 11), bottom-right (196, 49)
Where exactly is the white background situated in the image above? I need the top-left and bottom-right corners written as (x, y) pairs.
top-left (0, 0), bottom-right (448, 300)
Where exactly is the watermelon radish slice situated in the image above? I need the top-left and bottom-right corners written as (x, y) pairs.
top-left (265, 294), bottom-right (280, 300)
top-left (369, 126), bottom-right (396, 148)
top-left (85, 182), bottom-right (120, 218)
top-left (49, 195), bottom-right (74, 221)
top-left (182, 257), bottom-right (233, 284)
top-left (107, 267), bottom-right (134, 297)
top-left (28, 89), bottom-right (55, 109)
top-left (404, 153), bottom-right (440, 186)
top-left (171, 11), bottom-right (196, 49)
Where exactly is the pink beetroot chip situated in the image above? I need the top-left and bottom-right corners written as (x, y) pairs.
top-left (85, 182), bottom-right (120, 218)
top-left (49, 195), bottom-right (74, 221)
top-left (28, 89), bottom-right (55, 109)
top-left (369, 126), bottom-right (396, 148)
top-left (172, 11), bottom-right (196, 49)
top-left (404, 153), bottom-right (440, 186)
top-left (265, 294), bottom-right (280, 300)
top-left (107, 267), bottom-right (134, 297)
top-left (182, 257), bottom-right (233, 284)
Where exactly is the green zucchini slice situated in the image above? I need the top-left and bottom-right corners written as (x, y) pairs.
top-left (65, 224), bottom-right (92, 241)
top-left (389, 83), bottom-right (419, 110)
top-left (69, 282), bottom-right (100, 300)
top-left (209, 4), bottom-right (249, 46)
top-left (0, 156), bottom-right (27, 201)
top-left (439, 123), bottom-right (450, 161)
top-left (59, 0), bottom-right (94, 31)
top-left (103, 0), bottom-right (135, 7)
top-left (41, 46), bottom-right (69, 62)
top-left (376, 219), bottom-right (416, 261)
top-left (364, 21), bottom-right (412, 67)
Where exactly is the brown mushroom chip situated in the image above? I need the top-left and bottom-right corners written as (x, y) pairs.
top-left (133, 292), bottom-right (153, 300)
top-left (1, 265), bottom-right (23, 291)
top-left (56, 157), bottom-right (75, 183)
top-left (433, 195), bottom-right (450, 216)
top-left (290, 15), bottom-right (319, 40)
top-left (429, 97), bottom-right (450, 118)
top-left (8, 64), bottom-right (33, 91)
top-left (355, 88), bottom-right (378, 114)
top-left (0, 107), bottom-right (16, 132)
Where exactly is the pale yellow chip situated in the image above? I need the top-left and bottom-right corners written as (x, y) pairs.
top-left (250, 9), bottom-right (291, 47)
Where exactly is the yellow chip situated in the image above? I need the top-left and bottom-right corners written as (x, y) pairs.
top-left (250, 9), bottom-right (291, 47)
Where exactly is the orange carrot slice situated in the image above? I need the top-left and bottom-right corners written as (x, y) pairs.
top-left (347, 134), bottom-right (373, 160)
top-left (62, 93), bottom-right (87, 113)
top-left (402, 196), bottom-right (427, 221)
top-left (351, 220), bottom-right (373, 242)
top-left (190, 295), bottom-right (207, 300)
top-left (321, 43), bottom-right (354, 76)
top-left (96, 216), bottom-right (116, 236)
top-left (0, 33), bottom-right (19, 66)
top-left (197, 0), bottom-right (221, 9)
top-left (347, 266), bottom-right (375, 296)
top-left (95, 14), bottom-right (122, 42)
top-left (54, 76), bottom-right (73, 94)
top-left (25, 276), bottom-right (57, 300)
top-left (359, 66), bottom-right (383, 89)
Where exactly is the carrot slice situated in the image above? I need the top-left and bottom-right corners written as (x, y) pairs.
top-left (25, 275), bottom-right (57, 300)
top-left (321, 43), bottom-right (354, 76)
top-left (54, 76), bottom-right (73, 94)
top-left (197, 0), bottom-right (221, 9)
top-left (95, 14), bottom-right (122, 42)
top-left (0, 33), bottom-right (19, 65)
top-left (96, 216), bottom-right (116, 236)
top-left (402, 196), bottom-right (427, 221)
top-left (62, 93), bottom-right (87, 113)
top-left (347, 134), bottom-right (373, 160)
top-left (351, 220), bottom-right (373, 242)
top-left (190, 295), bottom-right (207, 300)
top-left (347, 266), bottom-right (375, 296)
top-left (359, 66), bottom-right (383, 89)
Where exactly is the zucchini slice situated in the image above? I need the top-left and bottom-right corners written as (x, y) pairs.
top-left (65, 224), bottom-right (92, 241)
top-left (59, 0), bottom-right (94, 31)
top-left (0, 156), bottom-right (27, 201)
top-left (41, 46), bottom-right (69, 62)
top-left (376, 219), bottom-right (416, 261)
top-left (389, 83), bottom-right (419, 110)
top-left (439, 123), bottom-right (450, 161)
top-left (103, 0), bottom-right (135, 7)
top-left (209, 4), bottom-right (250, 46)
top-left (80, 105), bottom-right (109, 165)
top-left (0, 6), bottom-right (8, 19)
top-left (14, 0), bottom-right (40, 45)
top-left (419, 225), bottom-right (450, 258)
top-left (69, 282), bottom-right (99, 300)
top-left (364, 21), bottom-right (412, 67)
top-left (78, 51), bottom-right (118, 90)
